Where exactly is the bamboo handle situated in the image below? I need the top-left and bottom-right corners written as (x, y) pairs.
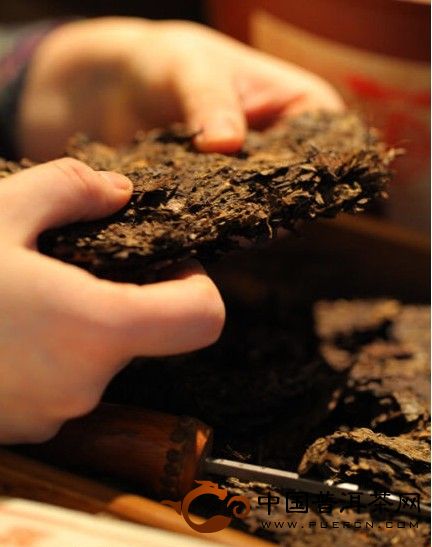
top-left (22, 403), bottom-right (213, 500)
top-left (0, 449), bottom-right (271, 547)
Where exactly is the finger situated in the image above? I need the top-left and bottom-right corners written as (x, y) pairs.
top-left (236, 51), bottom-right (344, 121)
top-left (243, 80), bottom-right (343, 126)
top-left (93, 261), bottom-right (226, 359)
top-left (269, 71), bottom-right (344, 114)
top-left (0, 158), bottom-right (132, 245)
top-left (241, 88), bottom-right (301, 129)
top-left (0, 403), bottom-right (62, 444)
top-left (19, 250), bottom-right (225, 360)
top-left (174, 59), bottom-right (246, 153)
top-left (156, 258), bottom-right (204, 282)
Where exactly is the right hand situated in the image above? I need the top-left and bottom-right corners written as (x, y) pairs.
top-left (0, 158), bottom-right (225, 444)
top-left (18, 18), bottom-right (343, 160)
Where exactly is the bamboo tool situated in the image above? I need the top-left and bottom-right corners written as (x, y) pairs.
top-left (21, 403), bottom-right (430, 519)
top-left (0, 449), bottom-right (271, 547)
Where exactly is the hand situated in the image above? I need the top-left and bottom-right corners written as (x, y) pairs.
top-left (0, 158), bottom-right (224, 443)
top-left (18, 18), bottom-right (343, 160)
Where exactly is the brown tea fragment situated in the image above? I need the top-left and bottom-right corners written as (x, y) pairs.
top-left (315, 300), bottom-right (430, 433)
top-left (0, 111), bottom-right (396, 279)
top-left (212, 300), bottom-right (430, 546)
top-left (105, 298), bottom-right (429, 545)
top-left (298, 428), bottom-right (430, 497)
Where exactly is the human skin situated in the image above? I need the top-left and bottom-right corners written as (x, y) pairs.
top-left (17, 17), bottom-right (343, 160)
top-left (0, 158), bottom-right (225, 443)
top-left (1, 18), bottom-right (342, 442)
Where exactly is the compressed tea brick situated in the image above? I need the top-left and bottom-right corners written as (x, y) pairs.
top-left (0, 111), bottom-right (396, 280)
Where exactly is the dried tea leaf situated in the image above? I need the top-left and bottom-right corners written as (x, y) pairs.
top-left (0, 111), bottom-right (396, 280)
top-left (315, 300), bottom-right (430, 432)
top-left (298, 428), bottom-right (430, 498)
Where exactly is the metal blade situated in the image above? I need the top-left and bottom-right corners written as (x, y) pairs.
top-left (204, 457), bottom-right (430, 519)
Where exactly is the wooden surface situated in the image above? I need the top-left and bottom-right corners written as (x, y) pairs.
top-left (0, 449), bottom-right (272, 547)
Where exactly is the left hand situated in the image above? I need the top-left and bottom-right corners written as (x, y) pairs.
top-left (0, 158), bottom-right (224, 443)
top-left (18, 17), bottom-right (343, 160)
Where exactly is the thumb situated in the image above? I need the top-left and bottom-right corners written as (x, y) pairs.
top-left (0, 158), bottom-right (132, 245)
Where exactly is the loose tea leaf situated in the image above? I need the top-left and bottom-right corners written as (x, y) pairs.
top-left (315, 300), bottom-right (430, 433)
top-left (207, 299), bottom-right (430, 546)
top-left (0, 111), bottom-right (396, 279)
top-left (299, 428), bottom-right (430, 497)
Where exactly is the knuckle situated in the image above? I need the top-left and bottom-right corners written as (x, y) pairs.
top-left (167, 20), bottom-right (204, 41)
top-left (52, 158), bottom-right (100, 201)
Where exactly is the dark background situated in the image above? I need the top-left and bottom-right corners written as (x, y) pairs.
top-left (0, 0), bottom-right (206, 23)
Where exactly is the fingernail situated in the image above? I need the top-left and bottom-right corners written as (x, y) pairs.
top-left (196, 119), bottom-right (244, 152)
top-left (208, 119), bottom-right (240, 139)
top-left (99, 171), bottom-right (133, 192)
